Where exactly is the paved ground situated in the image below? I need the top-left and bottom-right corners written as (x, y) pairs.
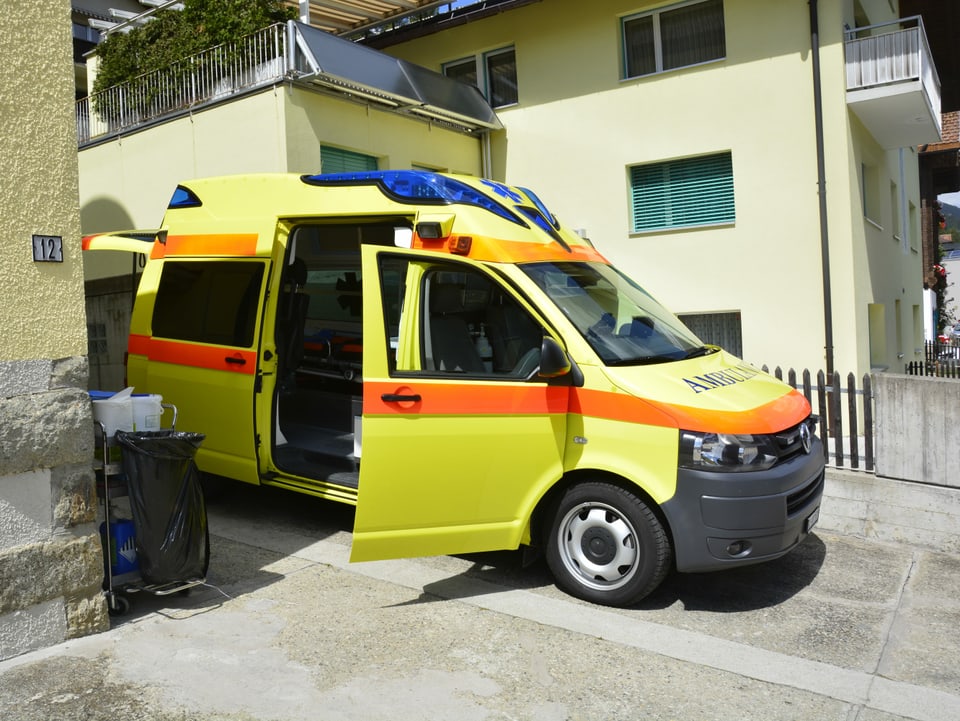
top-left (3, 482), bottom-right (960, 721)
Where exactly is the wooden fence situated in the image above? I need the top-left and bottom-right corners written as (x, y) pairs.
top-left (904, 340), bottom-right (960, 378)
top-left (760, 366), bottom-right (873, 472)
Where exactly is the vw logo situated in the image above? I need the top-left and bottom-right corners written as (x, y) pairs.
top-left (799, 423), bottom-right (812, 454)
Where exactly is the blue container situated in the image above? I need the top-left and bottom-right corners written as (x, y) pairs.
top-left (100, 519), bottom-right (139, 576)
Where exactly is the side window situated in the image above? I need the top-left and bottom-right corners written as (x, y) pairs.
top-left (153, 260), bottom-right (265, 347)
top-left (381, 257), bottom-right (543, 379)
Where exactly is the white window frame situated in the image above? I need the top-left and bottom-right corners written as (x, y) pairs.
top-left (621, 0), bottom-right (726, 80)
top-left (442, 45), bottom-right (518, 108)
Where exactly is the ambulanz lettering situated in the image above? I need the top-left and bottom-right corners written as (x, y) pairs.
top-left (683, 363), bottom-right (761, 393)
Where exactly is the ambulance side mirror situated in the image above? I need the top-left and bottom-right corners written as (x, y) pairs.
top-left (538, 337), bottom-right (571, 379)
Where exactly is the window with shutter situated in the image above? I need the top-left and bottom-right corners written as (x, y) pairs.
top-left (320, 146), bottom-right (378, 174)
top-left (630, 152), bottom-right (735, 232)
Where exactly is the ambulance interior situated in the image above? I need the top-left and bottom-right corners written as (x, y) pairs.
top-left (271, 222), bottom-right (545, 488)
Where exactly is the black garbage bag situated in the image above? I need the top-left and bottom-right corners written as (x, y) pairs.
top-left (115, 430), bottom-right (208, 586)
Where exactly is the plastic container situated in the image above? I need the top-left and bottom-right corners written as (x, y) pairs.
top-left (91, 387), bottom-right (134, 437)
top-left (132, 394), bottom-right (163, 431)
top-left (100, 519), bottom-right (138, 576)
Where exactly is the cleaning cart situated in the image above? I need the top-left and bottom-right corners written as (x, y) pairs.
top-left (93, 392), bottom-right (209, 616)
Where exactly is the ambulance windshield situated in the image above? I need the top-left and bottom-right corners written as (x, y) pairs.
top-left (521, 261), bottom-right (710, 365)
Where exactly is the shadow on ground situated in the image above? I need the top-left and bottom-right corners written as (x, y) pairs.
top-left (411, 533), bottom-right (827, 613)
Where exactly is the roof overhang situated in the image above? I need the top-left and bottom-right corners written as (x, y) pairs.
top-left (287, 0), bottom-right (452, 36)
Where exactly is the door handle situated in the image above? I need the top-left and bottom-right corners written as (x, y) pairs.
top-left (381, 393), bottom-right (421, 403)
top-left (225, 356), bottom-right (247, 365)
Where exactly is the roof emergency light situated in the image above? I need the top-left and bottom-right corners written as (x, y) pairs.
top-left (302, 170), bottom-right (527, 227)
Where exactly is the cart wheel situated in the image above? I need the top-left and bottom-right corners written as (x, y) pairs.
top-left (107, 593), bottom-right (130, 616)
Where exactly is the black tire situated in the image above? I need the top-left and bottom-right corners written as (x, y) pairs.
top-left (545, 481), bottom-right (672, 607)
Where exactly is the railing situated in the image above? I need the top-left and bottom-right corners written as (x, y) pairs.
top-left (77, 23), bottom-right (287, 145)
top-left (844, 15), bottom-right (941, 135)
top-left (905, 340), bottom-right (960, 378)
top-left (761, 366), bottom-right (874, 472)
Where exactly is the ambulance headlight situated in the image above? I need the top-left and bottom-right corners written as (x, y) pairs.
top-left (679, 431), bottom-right (778, 472)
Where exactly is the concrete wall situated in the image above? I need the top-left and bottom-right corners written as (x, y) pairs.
top-left (874, 373), bottom-right (960, 487)
top-left (0, 0), bottom-right (108, 659)
top-left (821, 468), bottom-right (960, 554)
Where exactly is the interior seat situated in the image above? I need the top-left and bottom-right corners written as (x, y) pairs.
top-left (427, 283), bottom-right (485, 373)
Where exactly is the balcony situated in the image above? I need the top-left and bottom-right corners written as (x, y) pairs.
top-left (845, 16), bottom-right (941, 149)
top-left (76, 20), bottom-right (499, 147)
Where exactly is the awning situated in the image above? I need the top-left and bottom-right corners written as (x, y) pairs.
top-left (289, 0), bottom-right (452, 36)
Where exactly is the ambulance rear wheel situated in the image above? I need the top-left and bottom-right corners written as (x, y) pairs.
top-left (546, 482), bottom-right (672, 607)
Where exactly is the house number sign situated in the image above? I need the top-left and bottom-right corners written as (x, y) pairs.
top-left (32, 235), bottom-right (64, 263)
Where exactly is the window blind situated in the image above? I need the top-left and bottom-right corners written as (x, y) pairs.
top-left (320, 146), bottom-right (378, 174)
top-left (631, 152), bottom-right (734, 231)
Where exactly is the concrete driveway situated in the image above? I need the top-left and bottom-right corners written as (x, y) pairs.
top-left (2, 482), bottom-right (959, 721)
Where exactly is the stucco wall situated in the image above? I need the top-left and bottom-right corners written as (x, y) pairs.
top-left (78, 84), bottom-right (485, 242)
top-left (384, 0), bottom-right (926, 379)
top-left (0, 0), bottom-right (108, 659)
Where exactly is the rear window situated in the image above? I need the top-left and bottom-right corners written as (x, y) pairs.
top-left (152, 260), bottom-right (265, 347)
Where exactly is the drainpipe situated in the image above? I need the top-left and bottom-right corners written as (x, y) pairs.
top-left (809, 0), bottom-right (835, 376)
top-left (481, 131), bottom-right (492, 179)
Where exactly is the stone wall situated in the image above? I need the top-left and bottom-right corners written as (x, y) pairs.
top-left (0, 359), bottom-right (108, 659)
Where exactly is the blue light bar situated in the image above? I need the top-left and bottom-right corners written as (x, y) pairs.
top-left (302, 170), bottom-right (526, 227)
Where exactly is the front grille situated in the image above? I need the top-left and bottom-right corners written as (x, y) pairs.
top-left (772, 417), bottom-right (817, 463)
top-left (787, 471), bottom-right (824, 516)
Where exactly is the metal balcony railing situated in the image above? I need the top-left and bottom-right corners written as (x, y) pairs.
top-left (844, 15), bottom-right (942, 140)
top-left (76, 23), bottom-right (287, 145)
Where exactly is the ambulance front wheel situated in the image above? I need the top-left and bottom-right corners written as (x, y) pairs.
top-left (545, 481), bottom-right (672, 607)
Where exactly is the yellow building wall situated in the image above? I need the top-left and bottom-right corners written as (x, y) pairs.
top-left (79, 84), bottom-right (484, 281)
top-left (0, 2), bottom-right (86, 360)
top-left (282, 90), bottom-right (483, 175)
top-left (384, 0), bottom-right (925, 378)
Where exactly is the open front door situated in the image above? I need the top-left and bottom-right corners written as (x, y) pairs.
top-left (352, 244), bottom-right (570, 562)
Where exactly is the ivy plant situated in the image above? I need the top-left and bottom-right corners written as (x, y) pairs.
top-left (92, 0), bottom-right (295, 99)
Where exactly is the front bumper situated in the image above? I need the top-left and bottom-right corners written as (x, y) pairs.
top-left (662, 437), bottom-right (825, 573)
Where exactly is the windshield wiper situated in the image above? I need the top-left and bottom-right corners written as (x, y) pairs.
top-left (606, 355), bottom-right (673, 367)
top-left (683, 345), bottom-right (718, 360)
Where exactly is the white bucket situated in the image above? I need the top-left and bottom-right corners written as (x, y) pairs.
top-left (92, 387), bottom-right (134, 437)
top-left (132, 394), bottom-right (163, 431)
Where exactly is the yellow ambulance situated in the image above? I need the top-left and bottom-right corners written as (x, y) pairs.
top-left (84, 171), bottom-right (824, 606)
